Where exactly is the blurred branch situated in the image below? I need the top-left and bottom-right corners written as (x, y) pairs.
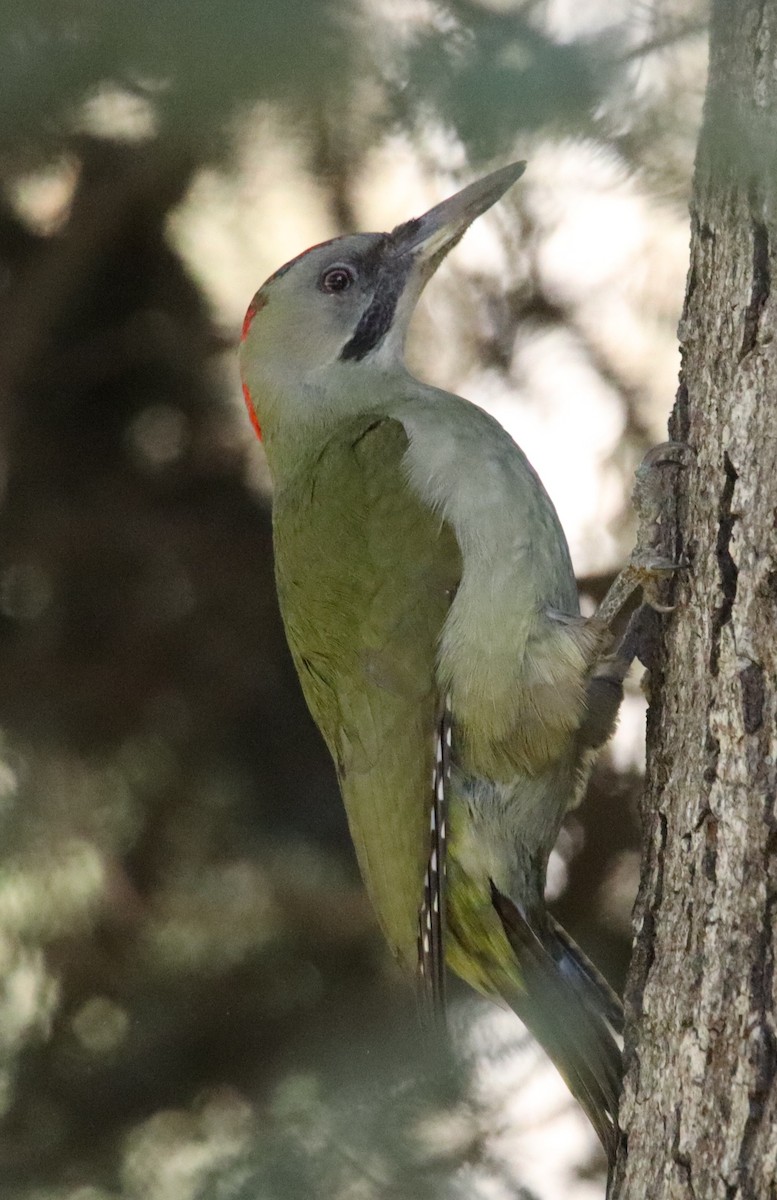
top-left (618, 18), bottom-right (708, 64)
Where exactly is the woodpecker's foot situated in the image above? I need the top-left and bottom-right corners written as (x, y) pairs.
top-left (595, 441), bottom-right (692, 629)
top-left (612, 601), bottom-right (666, 674)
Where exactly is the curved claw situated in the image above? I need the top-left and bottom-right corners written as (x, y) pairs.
top-left (635, 440), bottom-right (694, 478)
top-left (633, 553), bottom-right (685, 609)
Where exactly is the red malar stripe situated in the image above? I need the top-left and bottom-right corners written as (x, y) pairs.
top-left (241, 293), bottom-right (266, 341)
top-left (242, 381), bottom-right (262, 441)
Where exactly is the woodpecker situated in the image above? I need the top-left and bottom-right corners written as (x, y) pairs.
top-left (239, 163), bottom-right (655, 1165)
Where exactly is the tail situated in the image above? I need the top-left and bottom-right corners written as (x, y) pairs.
top-left (490, 882), bottom-right (622, 1172)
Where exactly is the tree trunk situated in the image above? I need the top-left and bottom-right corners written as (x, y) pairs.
top-left (614, 2), bottom-right (777, 1197)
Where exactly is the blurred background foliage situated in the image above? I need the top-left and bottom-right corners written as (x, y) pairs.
top-left (0, 2), bottom-right (707, 1198)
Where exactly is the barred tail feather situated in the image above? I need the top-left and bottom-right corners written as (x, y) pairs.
top-left (490, 882), bottom-right (622, 1172)
top-left (549, 912), bottom-right (624, 1035)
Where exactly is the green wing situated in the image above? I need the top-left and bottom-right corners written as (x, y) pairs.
top-left (273, 416), bottom-right (461, 976)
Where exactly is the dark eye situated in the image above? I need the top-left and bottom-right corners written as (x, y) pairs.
top-left (320, 265), bottom-right (355, 293)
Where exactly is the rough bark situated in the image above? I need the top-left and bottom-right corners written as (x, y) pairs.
top-left (614, 2), bottom-right (777, 1197)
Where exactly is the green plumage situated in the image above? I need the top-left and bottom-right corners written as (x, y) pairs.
top-left (271, 407), bottom-right (622, 1158)
top-left (240, 161), bottom-right (627, 1167)
top-left (273, 415), bottom-right (461, 972)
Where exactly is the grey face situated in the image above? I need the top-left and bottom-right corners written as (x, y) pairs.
top-left (259, 231), bottom-right (416, 363)
top-left (244, 162), bottom-right (526, 373)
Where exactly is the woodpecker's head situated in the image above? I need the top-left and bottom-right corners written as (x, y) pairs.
top-left (239, 161), bottom-right (525, 443)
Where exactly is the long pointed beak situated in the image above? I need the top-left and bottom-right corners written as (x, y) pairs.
top-left (390, 161), bottom-right (526, 272)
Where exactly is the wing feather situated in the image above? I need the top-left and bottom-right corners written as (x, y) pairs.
top-left (273, 415), bottom-right (462, 978)
top-left (417, 703), bottom-right (452, 1024)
